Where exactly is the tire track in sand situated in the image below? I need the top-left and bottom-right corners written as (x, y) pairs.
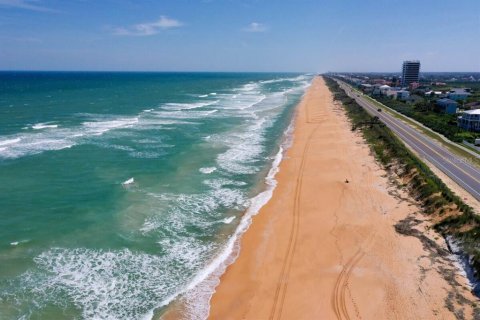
top-left (331, 231), bottom-right (376, 320)
top-left (332, 249), bottom-right (365, 320)
top-left (269, 81), bottom-right (325, 320)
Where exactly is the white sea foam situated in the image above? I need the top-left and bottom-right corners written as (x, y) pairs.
top-left (221, 216), bottom-right (235, 224)
top-left (0, 114), bottom-right (145, 159)
top-left (162, 101), bottom-right (218, 111)
top-left (199, 167), bottom-right (216, 174)
top-left (122, 177), bottom-right (135, 186)
top-left (258, 75), bottom-right (310, 85)
top-left (259, 77), bottom-right (289, 84)
top-left (206, 75), bottom-right (309, 175)
top-left (19, 245), bottom-right (214, 320)
top-left (214, 84), bottom-right (265, 111)
top-left (203, 178), bottom-right (247, 189)
top-left (140, 179), bottom-right (247, 236)
top-left (32, 123), bottom-right (58, 130)
top-left (238, 83), bottom-right (258, 92)
top-left (0, 134), bottom-right (75, 159)
top-left (198, 94), bottom-right (208, 98)
top-left (0, 137), bottom-right (21, 146)
top-left (151, 109), bottom-right (217, 120)
top-left (0, 111), bottom-right (187, 159)
top-left (10, 239), bottom-right (30, 247)
top-left (237, 95), bottom-right (266, 110)
top-left (215, 117), bottom-right (269, 174)
top-left (83, 117), bottom-right (139, 136)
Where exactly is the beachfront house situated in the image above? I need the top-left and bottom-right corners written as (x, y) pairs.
top-left (360, 83), bottom-right (372, 93)
top-left (447, 88), bottom-right (471, 101)
top-left (458, 109), bottom-right (480, 132)
top-left (384, 88), bottom-right (410, 101)
top-left (396, 90), bottom-right (410, 101)
top-left (424, 90), bottom-right (443, 98)
top-left (379, 85), bottom-right (391, 95)
top-left (372, 84), bottom-right (382, 96)
top-left (436, 98), bottom-right (458, 114)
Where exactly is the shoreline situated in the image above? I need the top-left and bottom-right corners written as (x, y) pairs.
top-left (157, 88), bottom-right (304, 320)
top-left (207, 76), bottom-right (477, 319)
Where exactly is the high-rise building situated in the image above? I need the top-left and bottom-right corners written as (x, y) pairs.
top-left (401, 60), bottom-right (420, 87)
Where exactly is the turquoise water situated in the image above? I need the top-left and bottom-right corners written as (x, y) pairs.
top-left (0, 72), bottom-right (311, 319)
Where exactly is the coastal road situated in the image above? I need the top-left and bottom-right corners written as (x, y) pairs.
top-left (335, 80), bottom-right (480, 202)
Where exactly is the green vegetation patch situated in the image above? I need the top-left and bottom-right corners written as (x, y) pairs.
top-left (375, 96), bottom-right (480, 144)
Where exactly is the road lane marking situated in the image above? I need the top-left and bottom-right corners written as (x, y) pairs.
top-left (343, 85), bottom-right (480, 183)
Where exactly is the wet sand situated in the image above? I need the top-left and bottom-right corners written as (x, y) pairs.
top-left (208, 77), bottom-right (477, 319)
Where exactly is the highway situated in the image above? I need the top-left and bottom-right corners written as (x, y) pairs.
top-left (335, 80), bottom-right (480, 202)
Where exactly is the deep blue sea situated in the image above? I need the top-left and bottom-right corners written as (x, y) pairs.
top-left (0, 72), bottom-right (312, 319)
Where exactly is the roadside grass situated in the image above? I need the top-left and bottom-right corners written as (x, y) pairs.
top-left (463, 143), bottom-right (480, 155)
top-left (325, 76), bottom-right (480, 278)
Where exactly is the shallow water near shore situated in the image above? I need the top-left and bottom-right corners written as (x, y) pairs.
top-left (0, 72), bottom-right (312, 319)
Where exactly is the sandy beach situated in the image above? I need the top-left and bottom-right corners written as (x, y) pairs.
top-left (208, 77), bottom-right (477, 319)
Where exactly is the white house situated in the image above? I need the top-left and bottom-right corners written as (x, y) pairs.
top-left (396, 90), bottom-right (410, 101)
top-left (458, 109), bottom-right (480, 132)
top-left (384, 88), bottom-right (410, 101)
top-left (379, 85), bottom-right (391, 95)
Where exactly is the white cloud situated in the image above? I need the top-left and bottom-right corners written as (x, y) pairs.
top-left (0, 0), bottom-right (55, 12)
top-left (243, 22), bottom-right (267, 33)
top-left (113, 16), bottom-right (183, 36)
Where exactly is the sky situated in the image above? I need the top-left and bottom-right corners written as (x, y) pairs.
top-left (0, 0), bottom-right (479, 72)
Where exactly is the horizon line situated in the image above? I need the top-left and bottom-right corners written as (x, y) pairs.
top-left (0, 69), bottom-right (480, 75)
top-left (0, 69), bottom-right (479, 74)
top-left (0, 69), bottom-right (313, 74)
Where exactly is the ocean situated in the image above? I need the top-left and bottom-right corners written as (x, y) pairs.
top-left (0, 72), bottom-right (312, 319)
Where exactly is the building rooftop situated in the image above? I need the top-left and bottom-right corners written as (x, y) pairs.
top-left (437, 98), bottom-right (457, 104)
top-left (449, 88), bottom-right (471, 94)
top-left (463, 109), bottom-right (480, 115)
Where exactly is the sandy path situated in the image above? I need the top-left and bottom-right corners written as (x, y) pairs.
top-left (207, 77), bottom-right (476, 320)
